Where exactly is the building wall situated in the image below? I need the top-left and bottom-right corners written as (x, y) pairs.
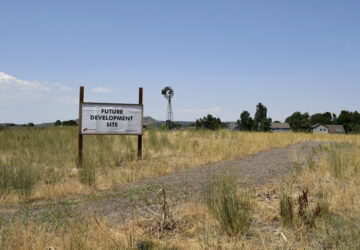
top-left (312, 125), bottom-right (328, 134)
top-left (328, 128), bottom-right (345, 134)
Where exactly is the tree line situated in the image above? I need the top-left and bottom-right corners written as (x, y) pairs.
top-left (285, 111), bottom-right (360, 133)
top-left (3, 107), bottom-right (359, 133)
top-left (55, 120), bottom-right (78, 126)
top-left (194, 103), bottom-right (360, 133)
top-left (194, 103), bottom-right (272, 131)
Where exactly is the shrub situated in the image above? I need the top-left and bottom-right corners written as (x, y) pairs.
top-left (203, 172), bottom-right (252, 236)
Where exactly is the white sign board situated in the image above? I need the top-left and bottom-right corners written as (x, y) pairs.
top-left (81, 103), bottom-right (143, 135)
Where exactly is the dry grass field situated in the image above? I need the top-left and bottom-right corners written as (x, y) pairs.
top-left (1, 127), bottom-right (360, 249)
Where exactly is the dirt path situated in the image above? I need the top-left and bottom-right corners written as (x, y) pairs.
top-left (0, 141), bottom-right (325, 225)
top-left (80, 140), bottom-right (324, 225)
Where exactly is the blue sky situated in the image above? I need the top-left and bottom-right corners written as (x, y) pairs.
top-left (1, 0), bottom-right (359, 123)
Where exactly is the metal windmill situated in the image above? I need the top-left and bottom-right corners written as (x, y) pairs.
top-left (161, 86), bottom-right (174, 123)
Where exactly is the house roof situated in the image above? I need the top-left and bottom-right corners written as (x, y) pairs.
top-left (326, 125), bottom-right (345, 134)
top-left (270, 122), bottom-right (290, 129)
top-left (311, 123), bottom-right (323, 129)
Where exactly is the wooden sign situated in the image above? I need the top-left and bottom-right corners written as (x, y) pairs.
top-left (81, 103), bottom-right (143, 135)
top-left (78, 86), bottom-right (143, 163)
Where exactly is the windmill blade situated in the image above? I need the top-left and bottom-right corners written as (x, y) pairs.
top-left (161, 86), bottom-right (174, 99)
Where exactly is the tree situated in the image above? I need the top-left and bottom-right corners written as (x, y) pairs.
top-left (21, 123), bottom-right (35, 127)
top-left (323, 112), bottom-right (333, 123)
top-left (195, 114), bottom-right (225, 130)
top-left (351, 111), bottom-right (360, 125)
top-left (62, 120), bottom-right (77, 126)
top-left (285, 112), bottom-right (311, 132)
top-left (164, 120), bottom-right (182, 130)
top-left (337, 110), bottom-right (351, 132)
top-left (55, 120), bottom-right (62, 126)
top-left (237, 111), bottom-right (253, 131)
top-left (260, 117), bottom-right (272, 132)
top-left (336, 110), bottom-right (360, 133)
top-left (310, 113), bottom-right (332, 126)
top-left (352, 124), bottom-right (360, 133)
top-left (165, 120), bottom-right (173, 129)
top-left (332, 113), bottom-right (337, 122)
top-left (254, 103), bottom-right (267, 131)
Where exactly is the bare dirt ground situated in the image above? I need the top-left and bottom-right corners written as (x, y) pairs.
top-left (0, 140), bottom-right (326, 226)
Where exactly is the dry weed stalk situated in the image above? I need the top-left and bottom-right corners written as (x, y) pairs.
top-left (157, 188), bottom-right (176, 232)
top-left (298, 189), bottom-right (308, 223)
top-left (309, 203), bottom-right (321, 229)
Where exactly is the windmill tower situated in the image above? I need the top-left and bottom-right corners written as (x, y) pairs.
top-left (161, 86), bottom-right (174, 127)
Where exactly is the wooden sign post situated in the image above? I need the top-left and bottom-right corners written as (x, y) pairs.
top-left (78, 86), bottom-right (143, 165)
top-left (137, 87), bottom-right (143, 158)
top-left (78, 86), bottom-right (84, 164)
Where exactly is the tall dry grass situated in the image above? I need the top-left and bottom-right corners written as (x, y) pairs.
top-left (1, 128), bottom-right (360, 248)
top-left (279, 142), bottom-right (360, 248)
top-left (0, 199), bottom-right (260, 249)
top-left (0, 126), bottom-right (358, 203)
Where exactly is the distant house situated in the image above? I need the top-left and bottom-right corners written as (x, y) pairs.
top-left (312, 124), bottom-right (345, 134)
top-left (271, 122), bottom-right (291, 133)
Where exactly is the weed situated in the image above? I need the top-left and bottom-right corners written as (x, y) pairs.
top-left (280, 190), bottom-right (294, 227)
top-left (297, 189), bottom-right (308, 223)
top-left (280, 188), bottom-right (323, 241)
top-left (203, 172), bottom-right (252, 236)
top-left (309, 203), bottom-right (321, 229)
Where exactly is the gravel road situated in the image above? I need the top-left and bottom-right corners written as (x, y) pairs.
top-left (0, 140), bottom-right (326, 226)
top-left (82, 140), bottom-right (325, 225)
